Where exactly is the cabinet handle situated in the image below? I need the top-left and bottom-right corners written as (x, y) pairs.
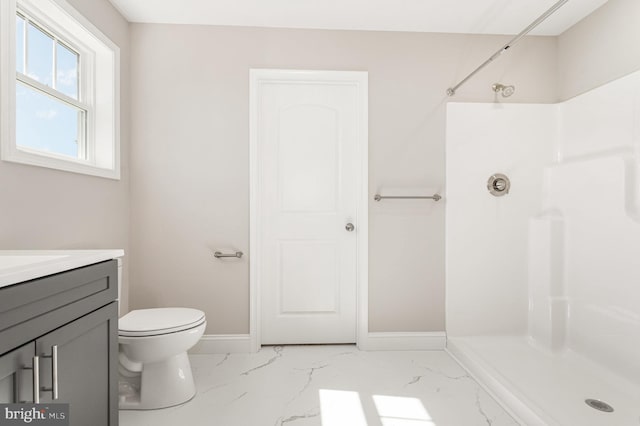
top-left (22, 356), bottom-right (40, 403)
top-left (41, 345), bottom-right (59, 400)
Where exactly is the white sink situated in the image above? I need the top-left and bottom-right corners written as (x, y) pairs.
top-left (0, 250), bottom-right (124, 288)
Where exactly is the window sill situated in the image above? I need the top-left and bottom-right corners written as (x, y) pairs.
top-left (2, 147), bottom-right (120, 180)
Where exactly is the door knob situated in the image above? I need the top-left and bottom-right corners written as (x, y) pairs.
top-left (345, 223), bottom-right (355, 232)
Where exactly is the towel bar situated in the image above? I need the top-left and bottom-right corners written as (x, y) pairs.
top-left (374, 194), bottom-right (441, 202)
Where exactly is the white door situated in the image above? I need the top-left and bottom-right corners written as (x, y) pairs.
top-left (252, 70), bottom-right (367, 345)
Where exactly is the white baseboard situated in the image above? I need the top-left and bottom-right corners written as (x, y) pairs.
top-left (190, 334), bottom-right (252, 354)
top-left (191, 332), bottom-right (446, 353)
top-left (358, 332), bottom-right (447, 351)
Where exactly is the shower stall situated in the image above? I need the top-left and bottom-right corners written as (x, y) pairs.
top-left (445, 70), bottom-right (640, 425)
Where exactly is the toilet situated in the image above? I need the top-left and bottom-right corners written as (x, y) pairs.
top-left (116, 260), bottom-right (206, 410)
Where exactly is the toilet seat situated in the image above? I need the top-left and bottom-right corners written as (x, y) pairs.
top-left (119, 307), bottom-right (206, 337)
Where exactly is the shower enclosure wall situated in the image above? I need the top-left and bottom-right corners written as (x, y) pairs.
top-left (445, 70), bottom-right (640, 425)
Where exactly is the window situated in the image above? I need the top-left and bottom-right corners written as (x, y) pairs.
top-left (1, 0), bottom-right (120, 179)
top-left (16, 13), bottom-right (86, 159)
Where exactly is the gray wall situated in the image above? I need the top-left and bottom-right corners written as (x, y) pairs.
top-left (129, 24), bottom-right (557, 334)
top-left (558, 0), bottom-right (640, 100)
top-left (0, 0), bottom-right (131, 312)
top-left (5, 0), bottom-right (636, 337)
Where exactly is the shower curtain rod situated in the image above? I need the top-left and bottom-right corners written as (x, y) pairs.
top-left (446, 0), bottom-right (568, 96)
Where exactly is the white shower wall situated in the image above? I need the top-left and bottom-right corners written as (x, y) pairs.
top-left (446, 69), bottom-right (640, 383)
top-left (552, 71), bottom-right (640, 383)
top-left (445, 103), bottom-right (558, 337)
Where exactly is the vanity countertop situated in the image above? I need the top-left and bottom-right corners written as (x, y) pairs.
top-left (0, 249), bottom-right (124, 289)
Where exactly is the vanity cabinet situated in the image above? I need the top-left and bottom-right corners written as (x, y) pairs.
top-left (0, 260), bottom-right (118, 426)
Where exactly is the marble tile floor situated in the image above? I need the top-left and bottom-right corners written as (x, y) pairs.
top-left (119, 345), bottom-right (518, 426)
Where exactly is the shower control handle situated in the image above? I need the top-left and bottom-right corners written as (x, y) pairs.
top-left (487, 173), bottom-right (511, 197)
top-left (345, 223), bottom-right (355, 232)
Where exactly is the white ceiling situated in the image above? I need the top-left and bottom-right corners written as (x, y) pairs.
top-left (108, 0), bottom-right (608, 36)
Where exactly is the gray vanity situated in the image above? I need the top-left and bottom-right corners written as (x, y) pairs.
top-left (0, 251), bottom-right (123, 426)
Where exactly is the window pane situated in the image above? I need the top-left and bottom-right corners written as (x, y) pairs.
top-left (16, 82), bottom-right (84, 159)
top-left (56, 43), bottom-right (78, 99)
top-left (26, 23), bottom-right (53, 86)
top-left (16, 16), bottom-right (25, 74)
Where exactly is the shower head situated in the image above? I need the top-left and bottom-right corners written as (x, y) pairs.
top-left (492, 83), bottom-right (515, 97)
top-left (502, 85), bottom-right (515, 97)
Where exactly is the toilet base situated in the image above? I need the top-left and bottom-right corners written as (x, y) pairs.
top-left (119, 352), bottom-right (196, 410)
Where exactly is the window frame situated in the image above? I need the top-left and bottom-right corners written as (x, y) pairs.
top-left (16, 10), bottom-right (92, 162)
top-left (0, 0), bottom-right (120, 180)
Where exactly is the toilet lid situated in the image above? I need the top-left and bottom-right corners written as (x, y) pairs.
top-left (119, 308), bottom-right (206, 337)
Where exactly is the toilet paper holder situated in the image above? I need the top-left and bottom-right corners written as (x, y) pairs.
top-left (213, 250), bottom-right (243, 259)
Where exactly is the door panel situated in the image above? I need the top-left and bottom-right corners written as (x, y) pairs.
top-left (256, 71), bottom-right (364, 344)
top-left (279, 241), bottom-right (338, 313)
top-left (279, 105), bottom-right (338, 212)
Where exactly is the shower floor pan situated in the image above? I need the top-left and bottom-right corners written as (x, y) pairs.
top-left (447, 336), bottom-right (639, 426)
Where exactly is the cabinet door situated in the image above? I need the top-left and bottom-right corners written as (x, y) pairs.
top-left (0, 343), bottom-right (35, 404)
top-left (36, 302), bottom-right (118, 426)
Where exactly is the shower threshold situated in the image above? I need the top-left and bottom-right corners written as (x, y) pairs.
top-left (446, 336), bottom-right (639, 426)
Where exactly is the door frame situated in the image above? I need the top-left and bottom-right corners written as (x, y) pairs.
top-left (249, 69), bottom-right (368, 352)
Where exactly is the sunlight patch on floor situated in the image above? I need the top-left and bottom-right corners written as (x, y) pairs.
top-left (319, 389), bottom-right (368, 426)
top-left (319, 389), bottom-right (436, 426)
top-left (373, 395), bottom-right (436, 426)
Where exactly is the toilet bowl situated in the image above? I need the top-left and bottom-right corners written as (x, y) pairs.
top-left (116, 258), bottom-right (206, 410)
top-left (118, 307), bottom-right (206, 410)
